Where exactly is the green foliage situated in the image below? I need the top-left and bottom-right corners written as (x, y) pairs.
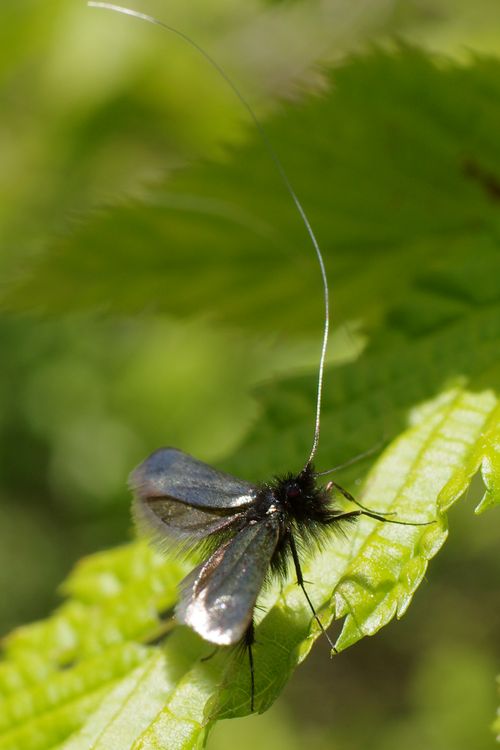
top-left (393, 0), bottom-right (500, 58)
top-left (4, 49), bottom-right (500, 342)
top-left (0, 0), bottom-right (393, 283)
top-left (0, 386), bottom-right (498, 748)
top-left (1, 13), bottom-right (500, 750)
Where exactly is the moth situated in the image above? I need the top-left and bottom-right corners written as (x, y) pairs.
top-left (90, 1), bottom-right (432, 712)
top-left (130, 446), bottom-right (410, 709)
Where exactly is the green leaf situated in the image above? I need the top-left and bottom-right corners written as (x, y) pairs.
top-left (1, 382), bottom-right (498, 749)
top-left (0, 544), bottom-right (187, 750)
top-left (4, 49), bottom-right (500, 337)
top-left (3, 243), bottom-right (500, 743)
top-left (0, 0), bottom-right (394, 280)
top-left (2, 304), bottom-right (499, 744)
top-left (395, 0), bottom-right (500, 58)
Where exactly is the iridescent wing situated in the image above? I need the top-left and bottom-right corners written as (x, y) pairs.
top-left (176, 518), bottom-right (279, 645)
top-left (130, 447), bottom-right (257, 554)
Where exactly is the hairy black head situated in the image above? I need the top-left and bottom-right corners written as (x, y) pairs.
top-left (247, 463), bottom-right (356, 581)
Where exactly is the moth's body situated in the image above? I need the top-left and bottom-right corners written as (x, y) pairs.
top-left (248, 469), bottom-right (350, 581)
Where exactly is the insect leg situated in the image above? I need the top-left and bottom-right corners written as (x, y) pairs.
top-left (244, 621), bottom-right (256, 712)
top-left (329, 484), bottom-right (434, 526)
top-left (327, 480), bottom-right (396, 516)
top-left (333, 509), bottom-right (433, 527)
top-left (288, 533), bottom-right (337, 653)
top-left (200, 646), bottom-right (219, 662)
top-left (142, 618), bottom-right (175, 647)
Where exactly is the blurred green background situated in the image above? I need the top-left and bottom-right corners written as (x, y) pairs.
top-left (1, 0), bottom-right (499, 748)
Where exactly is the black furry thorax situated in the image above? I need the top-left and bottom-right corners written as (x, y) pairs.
top-left (251, 464), bottom-right (337, 527)
top-left (243, 463), bottom-right (350, 580)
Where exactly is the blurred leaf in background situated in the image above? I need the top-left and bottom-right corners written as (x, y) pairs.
top-left (0, 0), bottom-right (499, 749)
top-left (0, 0), bottom-right (391, 636)
top-left (393, 0), bottom-right (500, 57)
top-left (0, 0), bottom-right (395, 271)
top-left (0, 0), bottom-right (410, 643)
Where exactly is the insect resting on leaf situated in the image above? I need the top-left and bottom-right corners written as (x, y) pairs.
top-left (90, 1), bottom-right (433, 713)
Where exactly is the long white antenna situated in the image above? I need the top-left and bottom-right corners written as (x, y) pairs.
top-left (88, 2), bottom-right (330, 468)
